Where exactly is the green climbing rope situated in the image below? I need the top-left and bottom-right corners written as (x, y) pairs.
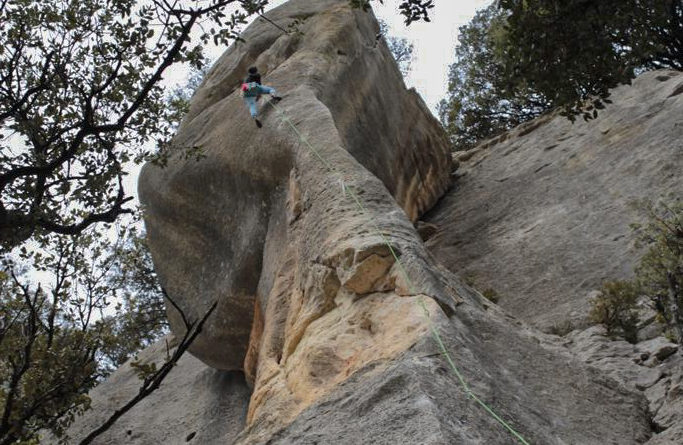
top-left (270, 101), bottom-right (531, 445)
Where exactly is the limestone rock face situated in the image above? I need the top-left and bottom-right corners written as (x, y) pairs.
top-left (121, 1), bottom-right (660, 443)
top-left (425, 70), bottom-right (683, 331)
top-left (561, 327), bottom-right (683, 444)
top-left (139, 0), bottom-right (452, 372)
top-left (54, 337), bottom-right (251, 444)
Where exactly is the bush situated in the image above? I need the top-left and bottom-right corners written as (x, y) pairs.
top-left (482, 288), bottom-right (500, 304)
top-left (589, 281), bottom-right (639, 343)
top-left (590, 200), bottom-right (682, 344)
top-left (633, 200), bottom-right (683, 343)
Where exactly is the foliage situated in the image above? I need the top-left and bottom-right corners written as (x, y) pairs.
top-left (0, 222), bottom-right (167, 444)
top-left (462, 273), bottom-right (477, 287)
top-left (481, 288), bottom-right (499, 304)
top-left (632, 200), bottom-right (683, 343)
top-left (438, 5), bottom-right (551, 150)
top-left (78, 298), bottom-right (216, 445)
top-left (440, 0), bottom-right (683, 150)
top-left (98, 228), bottom-right (168, 372)
top-left (589, 280), bottom-right (640, 343)
top-left (0, 0), bottom-right (270, 249)
top-left (460, 273), bottom-right (500, 304)
top-left (378, 20), bottom-right (415, 77)
top-left (352, 0), bottom-right (435, 25)
top-left (590, 200), bottom-right (683, 344)
top-left (0, 0), bottom-right (440, 250)
top-left (498, 0), bottom-right (682, 120)
top-left (166, 64), bottom-right (213, 133)
top-left (0, 1), bottom-right (437, 441)
top-left (0, 271), bottom-right (99, 443)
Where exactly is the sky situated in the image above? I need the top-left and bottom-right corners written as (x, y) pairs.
top-left (370, 0), bottom-right (493, 111)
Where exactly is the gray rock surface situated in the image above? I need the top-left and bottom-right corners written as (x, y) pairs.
top-left (139, 0), bottom-right (452, 371)
top-left (425, 70), bottom-right (683, 331)
top-left (561, 328), bottom-right (683, 444)
top-left (87, 1), bottom-right (677, 443)
top-left (51, 337), bottom-right (251, 444)
top-left (238, 306), bottom-right (651, 445)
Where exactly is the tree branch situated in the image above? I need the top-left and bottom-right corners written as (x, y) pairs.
top-left (78, 299), bottom-right (217, 445)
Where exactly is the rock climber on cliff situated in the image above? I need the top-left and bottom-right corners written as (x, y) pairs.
top-left (242, 66), bottom-right (282, 128)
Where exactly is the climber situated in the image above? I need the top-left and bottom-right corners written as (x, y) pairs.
top-left (242, 66), bottom-right (282, 128)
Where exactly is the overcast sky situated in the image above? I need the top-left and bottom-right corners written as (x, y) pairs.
top-left (370, 0), bottom-right (492, 111)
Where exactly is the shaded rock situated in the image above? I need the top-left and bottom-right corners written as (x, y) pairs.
top-left (638, 315), bottom-right (665, 343)
top-left (564, 326), bottom-right (683, 444)
top-left (424, 69), bottom-right (683, 331)
top-left (50, 337), bottom-right (251, 444)
top-left (647, 362), bottom-right (683, 444)
top-left (416, 221), bottom-right (439, 241)
top-left (639, 337), bottom-right (679, 362)
top-left (565, 326), bottom-right (649, 388)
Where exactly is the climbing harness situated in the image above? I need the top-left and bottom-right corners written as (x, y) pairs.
top-left (270, 101), bottom-right (532, 445)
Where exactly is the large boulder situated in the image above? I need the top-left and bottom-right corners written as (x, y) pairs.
top-left (425, 70), bottom-right (683, 331)
top-left (123, 0), bottom-right (656, 443)
top-left (139, 0), bottom-right (452, 372)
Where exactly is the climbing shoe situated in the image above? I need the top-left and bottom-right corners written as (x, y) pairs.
top-left (271, 96), bottom-right (283, 103)
top-left (254, 118), bottom-right (263, 128)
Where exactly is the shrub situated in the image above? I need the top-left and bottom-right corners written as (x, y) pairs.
top-left (589, 281), bottom-right (639, 343)
top-left (633, 200), bottom-right (683, 343)
top-left (482, 288), bottom-right (500, 304)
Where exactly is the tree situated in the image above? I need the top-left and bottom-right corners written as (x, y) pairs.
top-left (0, 0), bottom-right (271, 250)
top-left (0, 0), bottom-right (439, 250)
top-left (353, 0), bottom-right (435, 25)
top-left (165, 64), bottom-right (213, 134)
top-left (0, 265), bottom-right (99, 444)
top-left (633, 200), bottom-right (683, 343)
top-left (0, 1), bottom-right (437, 441)
top-left (77, 294), bottom-right (216, 445)
top-left (589, 281), bottom-right (639, 343)
top-left (497, 0), bottom-right (682, 120)
top-left (0, 223), bottom-right (168, 444)
top-left (589, 200), bottom-right (683, 344)
top-left (438, 5), bottom-right (551, 150)
top-left (378, 19), bottom-right (415, 77)
top-left (440, 0), bottom-right (682, 150)
top-left (97, 228), bottom-right (169, 372)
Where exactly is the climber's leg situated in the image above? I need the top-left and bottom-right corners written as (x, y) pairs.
top-left (244, 96), bottom-right (259, 118)
top-left (256, 85), bottom-right (275, 95)
top-left (256, 85), bottom-right (282, 102)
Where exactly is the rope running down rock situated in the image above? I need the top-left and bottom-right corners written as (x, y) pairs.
top-left (270, 100), bottom-right (531, 445)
